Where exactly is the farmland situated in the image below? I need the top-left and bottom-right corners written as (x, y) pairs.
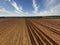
top-left (0, 18), bottom-right (60, 45)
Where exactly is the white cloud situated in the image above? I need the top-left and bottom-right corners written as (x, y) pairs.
top-left (0, 0), bottom-right (60, 17)
top-left (50, 4), bottom-right (60, 15)
top-left (31, 0), bottom-right (60, 16)
top-left (32, 0), bottom-right (39, 13)
top-left (0, 8), bottom-right (12, 16)
top-left (0, 8), bottom-right (10, 13)
top-left (9, 0), bottom-right (23, 13)
top-left (46, 0), bottom-right (54, 6)
top-left (5, 0), bottom-right (11, 2)
top-left (44, 0), bottom-right (56, 9)
top-left (0, 4), bottom-right (60, 17)
top-left (37, 4), bottom-right (60, 16)
top-left (8, 0), bottom-right (11, 2)
top-left (0, 7), bottom-right (31, 17)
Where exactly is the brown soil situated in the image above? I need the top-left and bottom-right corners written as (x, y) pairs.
top-left (0, 18), bottom-right (60, 45)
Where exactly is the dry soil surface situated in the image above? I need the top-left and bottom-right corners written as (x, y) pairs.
top-left (0, 18), bottom-right (60, 45)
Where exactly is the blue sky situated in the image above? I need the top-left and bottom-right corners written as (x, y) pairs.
top-left (0, 0), bottom-right (60, 17)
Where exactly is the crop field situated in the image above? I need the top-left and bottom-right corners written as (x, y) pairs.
top-left (0, 18), bottom-right (60, 45)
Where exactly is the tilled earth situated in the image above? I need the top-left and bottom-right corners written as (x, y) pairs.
top-left (0, 18), bottom-right (60, 45)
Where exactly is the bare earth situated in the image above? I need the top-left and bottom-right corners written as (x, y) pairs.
top-left (0, 18), bottom-right (60, 45)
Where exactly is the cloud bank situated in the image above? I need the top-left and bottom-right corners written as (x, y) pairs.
top-left (9, 0), bottom-right (23, 13)
top-left (32, 0), bottom-right (60, 16)
top-left (0, 0), bottom-right (60, 17)
top-left (32, 0), bottom-right (39, 13)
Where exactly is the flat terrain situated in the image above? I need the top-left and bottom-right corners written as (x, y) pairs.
top-left (0, 18), bottom-right (60, 45)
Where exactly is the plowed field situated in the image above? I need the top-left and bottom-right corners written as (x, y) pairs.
top-left (0, 18), bottom-right (60, 45)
